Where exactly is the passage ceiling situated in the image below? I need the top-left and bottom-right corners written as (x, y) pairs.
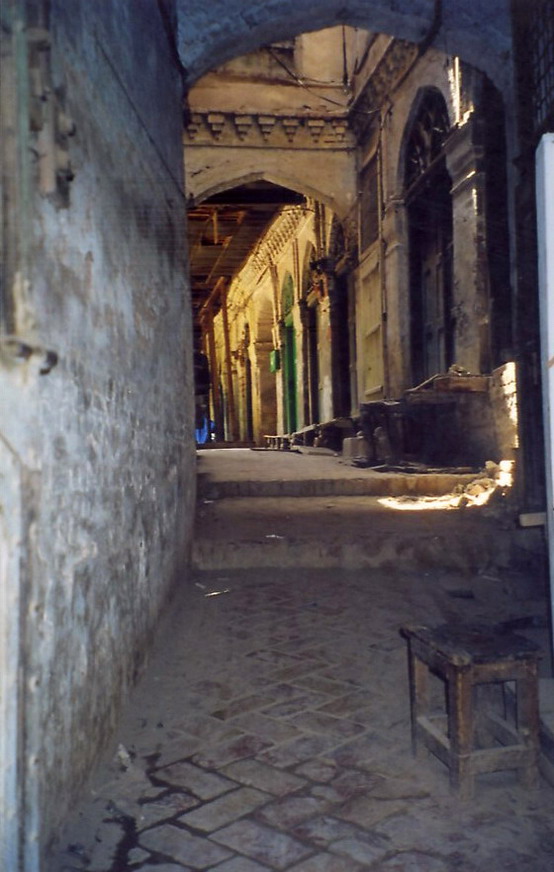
top-left (188, 181), bottom-right (304, 342)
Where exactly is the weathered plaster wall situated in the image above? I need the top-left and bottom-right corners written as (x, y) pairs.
top-left (371, 49), bottom-right (504, 392)
top-left (0, 0), bottom-right (194, 863)
top-left (188, 27), bottom-right (351, 116)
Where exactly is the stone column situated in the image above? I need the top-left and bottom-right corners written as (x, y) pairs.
top-left (298, 298), bottom-right (311, 427)
top-left (327, 272), bottom-right (342, 417)
top-left (445, 118), bottom-right (492, 374)
top-left (221, 287), bottom-right (238, 441)
top-left (382, 196), bottom-right (411, 395)
top-left (203, 306), bottom-right (224, 440)
top-left (277, 318), bottom-right (286, 434)
top-left (253, 339), bottom-right (277, 442)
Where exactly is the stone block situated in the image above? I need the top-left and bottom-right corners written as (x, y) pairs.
top-left (342, 436), bottom-right (370, 461)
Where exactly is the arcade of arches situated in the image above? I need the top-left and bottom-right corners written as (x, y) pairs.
top-left (0, 0), bottom-right (552, 864)
top-left (187, 29), bottom-right (514, 464)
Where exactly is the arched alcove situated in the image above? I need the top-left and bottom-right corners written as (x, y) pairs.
top-left (400, 86), bottom-right (453, 190)
top-left (403, 88), bottom-right (454, 385)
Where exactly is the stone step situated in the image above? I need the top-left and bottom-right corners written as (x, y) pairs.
top-left (192, 495), bottom-right (529, 573)
top-left (197, 471), bottom-right (479, 500)
top-left (192, 531), bottom-right (515, 571)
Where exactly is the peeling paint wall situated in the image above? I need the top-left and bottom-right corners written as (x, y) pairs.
top-left (0, 0), bottom-right (195, 864)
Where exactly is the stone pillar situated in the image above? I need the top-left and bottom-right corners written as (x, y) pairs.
top-left (327, 272), bottom-right (342, 417)
top-left (298, 298), bottom-right (311, 427)
top-left (204, 307), bottom-right (224, 440)
top-left (277, 318), bottom-right (286, 434)
top-left (445, 118), bottom-right (492, 374)
top-left (317, 296), bottom-right (333, 422)
top-left (382, 196), bottom-right (411, 395)
top-left (253, 339), bottom-right (277, 442)
top-left (221, 288), bottom-right (239, 441)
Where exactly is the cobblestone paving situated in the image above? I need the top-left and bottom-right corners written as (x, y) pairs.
top-left (55, 567), bottom-right (554, 871)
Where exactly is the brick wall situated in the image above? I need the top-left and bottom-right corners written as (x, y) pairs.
top-left (0, 0), bottom-right (195, 862)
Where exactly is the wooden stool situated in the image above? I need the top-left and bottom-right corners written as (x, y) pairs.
top-left (401, 623), bottom-right (542, 799)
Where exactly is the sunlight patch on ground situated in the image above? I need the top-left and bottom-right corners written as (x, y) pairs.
top-left (378, 460), bottom-right (514, 512)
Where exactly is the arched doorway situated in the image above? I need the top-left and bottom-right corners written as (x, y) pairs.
top-left (405, 89), bottom-right (454, 385)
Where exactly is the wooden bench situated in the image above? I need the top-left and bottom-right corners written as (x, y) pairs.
top-left (264, 434), bottom-right (291, 450)
top-left (400, 622), bottom-right (542, 799)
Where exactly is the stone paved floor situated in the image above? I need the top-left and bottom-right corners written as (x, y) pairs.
top-left (55, 565), bottom-right (554, 872)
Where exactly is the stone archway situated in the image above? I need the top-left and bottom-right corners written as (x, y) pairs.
top-left (177, 0), bottom-right (513, 91)
top-left (187, 170), bottom-right (351, 219)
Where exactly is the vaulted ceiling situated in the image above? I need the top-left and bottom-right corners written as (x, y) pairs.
top-left (187, 181), bottom-right (304, 343)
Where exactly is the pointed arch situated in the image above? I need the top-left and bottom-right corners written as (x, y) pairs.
top-left (403, 87), bottom-right (454, 385)
top-left (190, 171), bottom-right (347, 217)
top-left (397, 86), bottom-right (452, 191)
top-left (178, 0), bottom-right (513, 92)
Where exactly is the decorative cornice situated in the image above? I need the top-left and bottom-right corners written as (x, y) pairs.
top-left (252, 207), bottom-right (307, 270)
top-left (225, 207), bottom-right (308, 307)
top-left (185, 112), bottom-right (354, 149)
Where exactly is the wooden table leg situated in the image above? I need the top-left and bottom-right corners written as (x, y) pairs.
top-left (447, 665), bottom-right (474, 799)
top-left (407, 645), bottom-right (429, 758)
top-left (516, 661), bottom-right (540, 789)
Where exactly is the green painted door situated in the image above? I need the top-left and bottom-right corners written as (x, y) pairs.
top-left (284, 318), bottom-right (297, 433)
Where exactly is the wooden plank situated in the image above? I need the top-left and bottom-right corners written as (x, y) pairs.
top-left (484, 712), bottom-right (521, 746)
top-left (416, 715), bottom-right (451, 767)
top-left (470, 745), bottom-right (530, 775)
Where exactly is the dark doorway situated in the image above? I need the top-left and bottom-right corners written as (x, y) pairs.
top-left (405, 90), bottom-right (453, 386)
top-left (408, 171), bottom-right (453, 384)
top-left (331, 272), bottom-right (352, 416)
